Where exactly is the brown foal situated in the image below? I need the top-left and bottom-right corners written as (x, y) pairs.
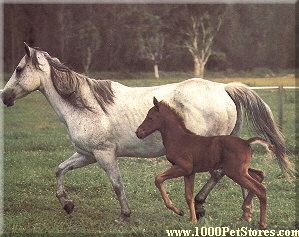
top-left (136, 97), bottom-right (273, 229)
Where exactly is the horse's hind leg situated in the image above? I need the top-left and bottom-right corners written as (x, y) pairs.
top-left (194, 169), bottom-right (224, 219)
top-left (56, 152), bottom-right (96, 214)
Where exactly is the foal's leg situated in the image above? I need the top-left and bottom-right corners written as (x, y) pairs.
top-left (155, 165), bottom-right (189, 216)
top-left (56, 152), bottom-right (96, 214)
top-left (241, 168), bottom-right (265, 222)
top-left (226, 172), bottom-right (267, 230)
top-left (194, 169), bottom-right (224, 219)
top-left (249, 168), bottom-right (265, 183)
top-left (230, 117), bottom-right (255, 219)
top-left (184, 174), bottom-right (197, 222)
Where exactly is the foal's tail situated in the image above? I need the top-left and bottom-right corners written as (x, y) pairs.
top-left (247, 137), bottom-right (274, 153)
top-left (225, 83), bottom-right (295, 180)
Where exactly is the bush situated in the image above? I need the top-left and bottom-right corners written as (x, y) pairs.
top-left (206, 51), bottom-right (228, 71)
top-left (251, 67), bottom-right (274, 77)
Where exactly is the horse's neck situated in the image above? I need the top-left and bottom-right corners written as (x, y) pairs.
top-left (39, 76), bottom-right (84, 124)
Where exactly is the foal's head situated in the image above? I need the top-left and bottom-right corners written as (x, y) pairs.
top-left (136, 97), bottom-right (166, 139)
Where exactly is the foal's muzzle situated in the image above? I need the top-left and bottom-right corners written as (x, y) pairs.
top-left (136, 128), bottom-right (146, 139)
top-left (1, 89), bottom-right (16, 107)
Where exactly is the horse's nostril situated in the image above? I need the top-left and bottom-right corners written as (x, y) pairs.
top-left (1, 90), bottom-right (16, 107)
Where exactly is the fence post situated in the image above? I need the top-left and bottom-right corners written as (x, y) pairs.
top-left (278, 86), bottom-right (284, 131)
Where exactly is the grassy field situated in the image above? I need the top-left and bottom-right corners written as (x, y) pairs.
top-left (2, 76), bottom-right (297, 236)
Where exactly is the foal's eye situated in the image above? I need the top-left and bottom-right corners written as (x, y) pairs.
top-left (16, 66), bottom-right (23, 74)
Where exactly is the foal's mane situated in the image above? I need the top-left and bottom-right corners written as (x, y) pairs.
top-left (160, 101), bottom-right (196, 135)
top-left (32, 49), bottom-right (114, 113)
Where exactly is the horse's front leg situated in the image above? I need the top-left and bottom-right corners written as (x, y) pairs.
top-left (93, 149), bottom-right (131, 224)
top-left (155, 165), bottom-right (189, 216)
top-left (56, 152), bottom-right (96, 214)
top-left (194, 169), bottom-right (224, 219)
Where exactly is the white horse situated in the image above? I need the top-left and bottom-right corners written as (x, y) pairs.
top-left (2, 43), bottom-right (293, 224)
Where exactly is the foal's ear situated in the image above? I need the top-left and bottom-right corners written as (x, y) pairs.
top-left (153, 97), bottom-right (159, 111)
top-left (24, 42), bottom-right (31, 58)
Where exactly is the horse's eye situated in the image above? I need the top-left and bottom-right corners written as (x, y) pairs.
top-left (148, 117), bottom-right (153, 121)
top-left (16, 66), bottom-right (23, 74)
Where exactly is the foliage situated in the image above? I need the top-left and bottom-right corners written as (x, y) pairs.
top-left (217, 4), bottom-right (295, 71)
top-left (206, 51), bottom-right (228, 71)
top-left (78, 19), bottom-right (101, 73)
top-left (251, 68), bottom-right (275, 78)
top-left (4, 4), bottom-right (295, 73)
top-left (182, 5), bottom-right (226, 77)
top-left (2, 76), bottom-right (296, 235)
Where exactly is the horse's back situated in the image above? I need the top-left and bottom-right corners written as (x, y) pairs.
top-left (168, 79), bottom-right (237, 136)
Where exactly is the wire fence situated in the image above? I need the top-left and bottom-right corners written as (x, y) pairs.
top-left (249, 86), bottom-right (298, 131)
top-left (0, 86), bottom-right (297, 130)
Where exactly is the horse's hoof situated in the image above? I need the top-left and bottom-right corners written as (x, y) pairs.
top-left (114, 212), bottom-right (131, 225)
top-left (63, 200), bottom-right (74, 214)
top-left (195, 207), bottom-right (205, 220)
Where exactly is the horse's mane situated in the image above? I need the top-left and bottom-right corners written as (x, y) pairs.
top-left (32, 49), bottom-right (114, 113)
top-left (160, 101), bottom-right (196, 135)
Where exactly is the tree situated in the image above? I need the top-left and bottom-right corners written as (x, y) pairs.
top-left (121, 5), bottom-right (165, 78)
top-left (183, 5), bottom-right (226, 77)
top-left (78, 20), bottom-right (101, 74)
top-left (139, 33), bottom-right (164, 79)
top-left (3, 4), bottom-right (295, 73)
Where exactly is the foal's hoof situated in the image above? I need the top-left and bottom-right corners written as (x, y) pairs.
top-left (63, 200), bottom-right (74, 214)
top-left (178, 210), bottom-right (184, 216)
top-left (241, 212), bottom-right (252, 222)
top-left (259, 223), bottom-right (267, 230)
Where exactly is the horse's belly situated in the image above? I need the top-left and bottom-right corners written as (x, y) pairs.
top-left (115, 131), bottom-right (166, 158)
top-left (118, 147), bottom-right (165, 158)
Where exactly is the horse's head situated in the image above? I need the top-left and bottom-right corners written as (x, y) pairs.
top-left (136, 97), bottom-right (165, 139)
top-left (2, 43), bottom-right (50, 107)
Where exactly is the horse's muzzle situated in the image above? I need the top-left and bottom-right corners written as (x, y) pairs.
top-left (1, 89), bottom-right (15, 107)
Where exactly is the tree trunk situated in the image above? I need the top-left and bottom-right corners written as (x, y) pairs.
top-left (57, 6), bottom-right (66, 61)
top-left (84, 47), bottom-right (92, 74)
top-left (194, 57), bottom-right (204, 78)
top-left (154, 64), bottom-right (159, 79)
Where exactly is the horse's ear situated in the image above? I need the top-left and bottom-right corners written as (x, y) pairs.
top-left (24, 42), bottom-right (31, 57)
top-left (153, 97), bottom-right (159, 111)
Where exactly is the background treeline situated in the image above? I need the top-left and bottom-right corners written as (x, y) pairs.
top-left (4, 4), bottom-right (295, 75)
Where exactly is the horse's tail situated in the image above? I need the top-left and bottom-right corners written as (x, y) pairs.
top-left (247, 137), bottom-right (274, 153)
top-left (225, 83), bottom-right (295, 180)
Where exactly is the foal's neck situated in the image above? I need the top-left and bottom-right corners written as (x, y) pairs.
top-left (159, 113), bottom-right (187, 146)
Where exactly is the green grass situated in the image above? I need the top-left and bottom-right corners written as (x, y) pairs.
top-left (2, 77), bottom-right (297, 235)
